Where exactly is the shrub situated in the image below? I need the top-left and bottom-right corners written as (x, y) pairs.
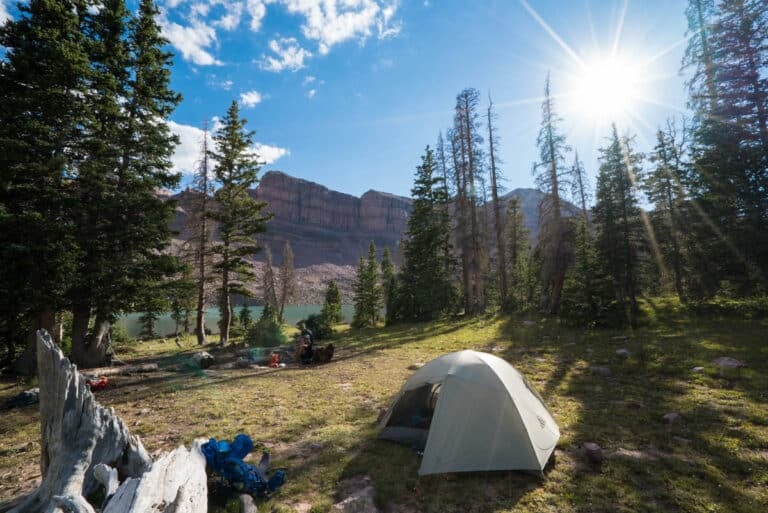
top-left (298, 313), bottom-right (333, 341)
top-left (244, 305), bottom-right (288, 347)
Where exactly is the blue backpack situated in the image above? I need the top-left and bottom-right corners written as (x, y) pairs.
top-left (201, 434), bottom-right (286, 498)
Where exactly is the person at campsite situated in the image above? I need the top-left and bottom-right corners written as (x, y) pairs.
top-left (298, 323), bottom-right (314, 364)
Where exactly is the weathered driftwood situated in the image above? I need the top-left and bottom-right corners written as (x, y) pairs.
top-left (8, 331), bottom-right (208, 513)
top-left (101, 441), bottom-right (207, 513)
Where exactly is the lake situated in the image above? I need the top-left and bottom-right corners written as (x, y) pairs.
top-left (116, 305), bottom-right (355, 338)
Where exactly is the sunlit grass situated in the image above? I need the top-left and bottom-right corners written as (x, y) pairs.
top-left (1, 304), bottom-right (766, 512)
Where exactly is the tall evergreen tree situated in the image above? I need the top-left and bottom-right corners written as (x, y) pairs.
top-left (533, 72), bottom-right (572, 314)
top-left (453, 88), bottom-right (487, 314)
top-left (380, 247), bottom-right (397, 324)
top-left (278, 241), bottom-right (295, 323)
top-left (645, 123), bottom-right (689, 300)
top-left (593, 126), bottom-right (646, 327)
top-left (262, 245), bottom-right (278, 312)
top-left (69, 0), bottom-right (183, 367)
top-left (392, 147), bottom-right (456, 322)
top-left (351, 242), bottom-right (383, 328)
top-left (505, 197), bottom-right (536, 311)
top-left (683, 0), bottom-right (768, 293)
top-left (486, 94), bottom-right (508, 307)
top-left (210, 101), bottom-right (270, 343)
top-left (0, 0), bottom-right (89, 372)
top-left (186, 121), bottom-right (214, 345)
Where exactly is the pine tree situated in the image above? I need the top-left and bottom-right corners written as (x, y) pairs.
top-left (683, 0), bottom-right (768, 293)
top-left (533, 72), bottom-right (573, 314)
top-left (593, 126), bottom-right (646, 327)
top-left (238, 305), bottom-right (253, 329)
top-left (351, 242), bottom-right (383, 328)
top-left (486, 94), bottom-right (508, 307)
top-left (321, 280), bottom-right (343, 325)
top-left (262, 245), bottom-right (278, 312)
top-left (186, 121), bottom-right (214, 345)
top-left (210, 101), bottom-right (270, 343)
top-left (0, 0), bottom-right (90, 372)
top-left (453, 88), bottom-right (487, 314)
top-left (278, 241), bottom-right (296, 322)
top-left (645, 122), bottom-right (689, 300)
top-left (380, 247), bottom-right (397, 323)
top-left (505, 197), bottom-right (536, 311)
top-left (392, 147), bottom-right (456, 322)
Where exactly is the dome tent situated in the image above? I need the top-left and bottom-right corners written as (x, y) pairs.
top-left (378, 350), bottom-right (559, 475)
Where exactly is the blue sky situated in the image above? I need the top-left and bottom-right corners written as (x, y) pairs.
top-left (1, 0), bottom-right (691, 199)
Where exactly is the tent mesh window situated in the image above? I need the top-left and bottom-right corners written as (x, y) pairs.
top-left (382, 384), bottom-right (441, 449)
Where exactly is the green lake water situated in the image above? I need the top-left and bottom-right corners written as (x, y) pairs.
top-left (116, 305), bottom-right (354, 338)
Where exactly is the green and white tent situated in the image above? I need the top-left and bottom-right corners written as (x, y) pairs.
top-left (378, 350), bottom-right (559, 475)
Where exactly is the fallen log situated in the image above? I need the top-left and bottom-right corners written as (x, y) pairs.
top-left (8, 331), bottom-right (208, 513)
top-left (82, 362), bottom-right (160, 377)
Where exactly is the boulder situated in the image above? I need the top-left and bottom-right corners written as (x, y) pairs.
top-left (712, 357), bottom-right (746, 369)
top-left (691, 366), bottom-right (705, 373)
top-left (583, 442), bottom-right (603, 464)
top-left (663, 412), bottom-right (682, 424)
top-left (615, 349), bottom-right (631, 358)
top-left (191, 351), bottom-right (215, 369)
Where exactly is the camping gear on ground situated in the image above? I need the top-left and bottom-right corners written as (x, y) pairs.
top-left (85, 376), bottom-right (109, 391)
top-left (269, 353), bottom-right (280, 368)
top-left (379, 350), bottom-right (560, 475)
top-left (201, 434), bottom-right (285, 498)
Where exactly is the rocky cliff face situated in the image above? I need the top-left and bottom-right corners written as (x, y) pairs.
top-left (172, 171), bottom-right (412, 269)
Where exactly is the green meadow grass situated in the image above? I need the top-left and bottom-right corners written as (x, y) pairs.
top-left (1, 300), bottom-right (766, 512)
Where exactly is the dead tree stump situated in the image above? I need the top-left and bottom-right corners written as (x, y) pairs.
top-left (5, 330), bottom-right (208, 513)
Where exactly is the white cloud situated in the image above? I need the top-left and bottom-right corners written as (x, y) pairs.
top-left (169, 120), bottom-right (289, 175)
top-left (271, 0), bottom-right (402, 54)
top-left (159, 15), bottom-right (223, 66)
top-left (239, 89), bottom-right (264, 107)
top-left (306, 88), bottom-right (316, 99)
top-left (214, 1), bottom-right (244, 31)
top-left (303, 75), bottom-right (316, 85)
top-left (247, 0), bottom-right (267, 31)
top-left (254, 143), bottom-right (289, 164)
top-left (259, 37), bottom-right (312, 72)
top-left (1, 1), bottom-right (12, 25)
top-left (221, 79), bottom-right (234, 90)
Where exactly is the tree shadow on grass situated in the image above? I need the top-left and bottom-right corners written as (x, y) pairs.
top-left (493, 313), bottom-right (768, 513)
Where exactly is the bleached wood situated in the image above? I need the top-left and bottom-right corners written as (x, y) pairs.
top-left (9, 331), bottom-right (209, 513)
top-left (102, 440), bottom-right (208, 513)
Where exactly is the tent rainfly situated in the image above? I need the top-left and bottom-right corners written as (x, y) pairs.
top-left (378, 350), bottom-right (560, 475)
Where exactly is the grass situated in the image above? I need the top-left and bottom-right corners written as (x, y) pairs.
top-left (1, 300), bottom-right (767, 512)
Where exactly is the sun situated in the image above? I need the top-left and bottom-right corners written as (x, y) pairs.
top-left (567, 56), bottom-right (643, 122)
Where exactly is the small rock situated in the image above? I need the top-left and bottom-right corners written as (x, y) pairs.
top-left (308, 443), bottom-right (323, 452)
top-left (521, 320), bottom-right (537, 328)
top-left (616, 348), bottom-right (631, 358)
top-left (583, 442), bottom-right (603, 464)
top-left (191, 351), bottom-right (215, 369)
top-left (8, 387), bottom-right (40, 408)
top-left (139, 408), bottom-right (151, 415)
top-left (712, 357), bottom-right (746, 369)
top-left (663, 412), bottom-right (681, 424)
top-left (407, 363), bottom-right (424, 370)
top-left (334, 477), bottom-right (379, 513)
top-left (611, 335), bottom-right (628, 341)
top-left (591, 366), bottom-right (612, 377)
top-left (691, 366), bottom-right (705, 373)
